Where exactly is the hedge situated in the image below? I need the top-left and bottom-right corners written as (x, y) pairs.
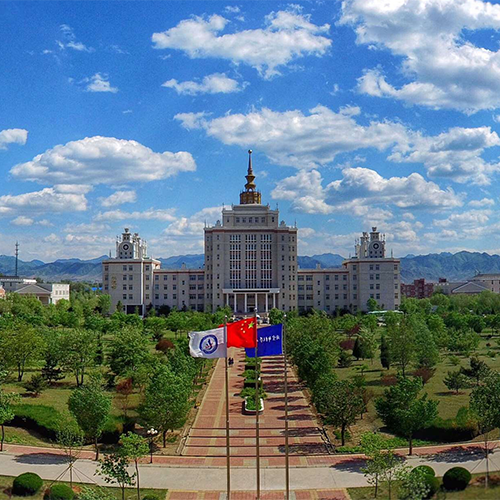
top-left (44, 485), bottom-right (75, 500)
top-left (12, 405), bottom-right (61, 440)
top-left (11, 405), bottom-right (133, 444)
top-left (12, 473), bottom-right (43, 496)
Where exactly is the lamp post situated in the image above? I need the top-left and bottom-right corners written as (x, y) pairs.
top-left (147, 428), bottom-right (158, 463)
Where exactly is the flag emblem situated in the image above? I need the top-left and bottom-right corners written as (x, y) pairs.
top-left (200, 334), bottom-right (219, 355)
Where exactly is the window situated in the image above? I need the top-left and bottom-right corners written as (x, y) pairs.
top-left (375, 264), bottom-right (380, 271)
top-left (123, 275), bottom-right (127, 280)
top-left (123, 294), bottom-right (127, 299)
top-left (129, 275), bottom-right (133, 280)
top-left (370, 264), bottom-right (374, 271)
top-left (394, 264), bottom-right (398, 271)
top-left (122, 265), bottom-right (127, 271)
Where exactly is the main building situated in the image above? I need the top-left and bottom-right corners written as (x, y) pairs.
top-left (102, 152), bottom-right (401, 315)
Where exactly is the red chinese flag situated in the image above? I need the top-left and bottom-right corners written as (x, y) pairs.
top-left (227, 318), bottom-right (257, 348)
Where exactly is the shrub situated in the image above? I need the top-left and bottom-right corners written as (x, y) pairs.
top-left (380, 374), bottom-right (398, 386)
top-left (155, 339), bottom-right (174, 353)
top-left (412, 465), bottom-right (435, 477)
top-left (142, 496), bottom-right (159, 500)
top-left (443, 467), bottom-right (471, 491)
top-left (413, 367), bottom-right (436, 384)
top-left (24, 374), bottom-right (48, 396)
top-left (423, 476), bottom-right (440, 499)
top-left (12, 473), bottom-right (43, 496)
top-left (45, 484), bottom-right (75, 500)
top-left (339, 339), bottom-right (355, 351)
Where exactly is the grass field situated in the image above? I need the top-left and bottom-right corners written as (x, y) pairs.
top-left (332, 329), bottom-right (500, 446)
top-left (348, 473), bottom-right (500, 499)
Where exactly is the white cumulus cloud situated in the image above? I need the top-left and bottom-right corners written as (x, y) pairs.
top-left (272, 168), bottom-right (464, 215)
top-left (152, 9), bottom-right (331, 78)
top-left (175, 105), bottom-right (407, 169)
top-left (0, 128), bottom-right (28, 150)
top-left (100, 190), bottom-right (137, 207)
top-left (162, 73), bottom-right (246, 95)
top-left (94, 208), bottom-right (177, 222)
top-left (341, 0), bottom-right (500, 113)
top-left (11, 136), bottom-right (196, 186)
top-left (85, 73), bottom-right (118, 93)
top-left (0, 188), bottom-right (87, 217)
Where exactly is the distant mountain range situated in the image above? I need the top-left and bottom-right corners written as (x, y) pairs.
top-left (1, 251), bottom-right (499, 283)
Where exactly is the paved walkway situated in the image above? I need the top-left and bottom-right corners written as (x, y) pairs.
top-left (1, 445), bottom-right (500, 491)
top-left (181, 350), bottom-right (328, 467)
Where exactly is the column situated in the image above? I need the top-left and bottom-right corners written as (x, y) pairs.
top-left (226, 293), bottom-right (229, 307)
top-left (233, 293), bottom-right (237, 313)
top-left (273, 293), bottom-right (276, 309)
top-left (255, 293), bottom-right (258, 312)
top-left (244, 293), bottom-right (248, 313)
top-left (265, 294), bottom-right (269, 313)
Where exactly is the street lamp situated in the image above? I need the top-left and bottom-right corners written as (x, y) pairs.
top-left (147, 428), bottom-right (158, 463)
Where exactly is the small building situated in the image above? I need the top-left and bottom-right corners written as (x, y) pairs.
top-left (0, 276), bottom-right (37, 292)
top-left (14, 283), bottom-right (70, 305)
top-left (401, 278), bottom-right (435, 299)
top-left (0, 286), bottom-right (5, 300)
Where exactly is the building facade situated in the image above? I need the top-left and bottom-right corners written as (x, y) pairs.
top-left (102, 152), bottom-right (401, 315)
top-left (0, 276), bottom-right (69, 304)
top-left (401, 278), bottom-right (435, 299)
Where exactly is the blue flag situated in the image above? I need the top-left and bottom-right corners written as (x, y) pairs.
top-left (245, 324), bottom-right (283, 358)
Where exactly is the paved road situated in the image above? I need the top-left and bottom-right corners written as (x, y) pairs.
top-left (1, 446), bottom-right (500, 491)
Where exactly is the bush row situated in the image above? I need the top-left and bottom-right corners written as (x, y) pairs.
top-left (10, 405), bottom-right (134, 444)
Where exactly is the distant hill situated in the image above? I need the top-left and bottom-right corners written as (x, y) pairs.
top-left (2, 250), bottom-right (500, 283)
top-left (399, 251), bottom-right (500, 282)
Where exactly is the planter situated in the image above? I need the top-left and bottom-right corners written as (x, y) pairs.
top-left (243, 397), bottom-right (264, 415)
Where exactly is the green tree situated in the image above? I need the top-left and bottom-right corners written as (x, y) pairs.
top-left (444, 370), bottom-right (470, 394)
top-left (120, 432), bottom-right (149, 500)
top-left (367, 298), bottom-right (379, 312)
top-left (23, 374), bottom-right (47, 397)
top-left (414, 318), bottom-right (439, 368)
top-left (1, 323), bottom-right (45, 381)
top-left (60, 329), bottom-right (98, 386)
top-left (380, 335), bottom-right (390, 370)
top-left (143, 317), bottom-right (166, 342)
top-left (0, 390), bottom-right (19, 451)
top-left (352, 337), bottom-right (362, 361)
top-left (375, 376), bottom-right (438, 455)
top-left (387, 315), bottom-right (415, 377)
top-left (68, 377), bottom-right (111, 460)
top-left (361, 432), bottom-right (405, 500)
top-left (108, 327), bottom-right (150, 379)
top-left (397, 465), bottom-right (431, 500)
top-left (98, 454), bottom-right (134, 500)
top-left (470, 372), bottom-right (500, 488)
top-left (314, 376), bottom-right (363, 446)
top-left (465, 356), bottom-right (490, 385)
top-left (139, 365), bottom-right (190, 447)
top-left (56, 414), bottom-right (84, 487)
top-left (268, 308), bottom-right (285, 325)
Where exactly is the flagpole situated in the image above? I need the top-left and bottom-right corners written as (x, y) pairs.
top-left (254, 308), bottom-right (261, 500)
top-left (283, 314), bottom-right (290, 500)
top-left (224, 316), bottom-right (231, 500)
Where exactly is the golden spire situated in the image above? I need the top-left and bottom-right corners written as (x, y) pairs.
top-left (240, 149), bottom-right (262, 204)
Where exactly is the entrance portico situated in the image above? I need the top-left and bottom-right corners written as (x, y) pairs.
top-left (223, 288), bottom-right (280, 314)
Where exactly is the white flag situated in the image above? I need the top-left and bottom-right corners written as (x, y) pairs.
top-left (189, 327), bottom-right (227, 358)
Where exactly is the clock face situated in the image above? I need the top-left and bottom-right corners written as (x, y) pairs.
top-left (122, 243), bottom-right (130, 251)
top-left (372, 243), bottom-right (380, 250)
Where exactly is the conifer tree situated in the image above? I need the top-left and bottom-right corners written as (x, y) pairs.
top-left (380, 335), bottom-right (391, 370)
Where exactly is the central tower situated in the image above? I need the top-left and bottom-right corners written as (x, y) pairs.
top-left (239, 150), bottom-right (262, 205)
top-left (204, 150), bottom-right (298, 314)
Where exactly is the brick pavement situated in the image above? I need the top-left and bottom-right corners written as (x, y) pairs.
top-left (181, 348), bottom-right (329, 465)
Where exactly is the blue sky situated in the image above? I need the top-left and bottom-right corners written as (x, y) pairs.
top-left (3, 0), bottom-right (500, 262)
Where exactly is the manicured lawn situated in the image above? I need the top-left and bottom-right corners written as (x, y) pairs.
top-left (0, 475), bottom-right (168, 500)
